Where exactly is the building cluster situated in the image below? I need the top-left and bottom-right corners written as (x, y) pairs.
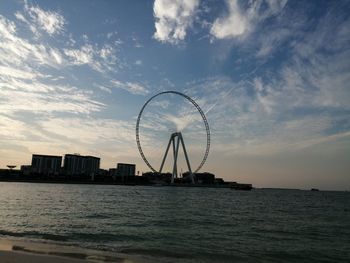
top-left (0, 153), bottom-right (252, 189)
top-left (15, 153), bottom-right (225, 185)
top-left (19, 153), bottom-right (136, 182)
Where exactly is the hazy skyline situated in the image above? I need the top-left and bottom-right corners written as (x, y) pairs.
top-left (0, 0), bottom-right (349, 190)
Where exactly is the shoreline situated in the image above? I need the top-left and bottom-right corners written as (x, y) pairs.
top-left (0, 179), bottom-right (238, 188)
top-left (0, 238), bottom-right (139, 263)
top-left (2, 181), bottom-right (347, 191)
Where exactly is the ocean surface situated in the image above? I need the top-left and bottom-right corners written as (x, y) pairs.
top-left (0, 182), bottom-right (349, 262)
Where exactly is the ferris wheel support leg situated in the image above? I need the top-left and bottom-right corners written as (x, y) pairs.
top-left (179, 134), bottom-right (195, 184)
top-left (171, 135), bottom-right (180, 184)
top-left (159, 135), bottom-right (173, 173)
top-left (172, 136), bottom-right (177, 179)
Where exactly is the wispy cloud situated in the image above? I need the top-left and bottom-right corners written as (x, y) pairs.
top-left (135, 60), bottom-right (143, 66)
top-left (132, 35), bottom-right (143, 48)
top-left (64, 43), bottom-right (117, 73)
top-left (95, 84), bottom-right (112, 94)
top-left (0, 16), bottom-right (65, 68)
top-left (153, 0), bottom-right (199, 44)
top-left (0, 75), bottom-right (105, 116)
top-left (0, 13), bottom-right (105, 117)
top-left (15, 1), bottom-right (65, 36)
top-left (0, 115), bottom-right (139, 167)
top-left (64, 45), bottom-right (94, 65)
top-left (0, 3), bottom-right (125, 169)
top-left (0, 0), bottom-right (152, 169)
top-left (210, 0), bottom-right (288, 40)
top-left (186, 14), bottom-right (350, 156)
top-left (111, 80), bottom-right (149, 95)
top-left (0, 65), bottom-right (39, 79)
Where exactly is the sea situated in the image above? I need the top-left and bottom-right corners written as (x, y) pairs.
top-left (0, 182), bottom-right (349, 262)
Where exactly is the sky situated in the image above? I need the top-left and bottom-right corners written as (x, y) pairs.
top-left (0, 0), bottom-right (349, 190)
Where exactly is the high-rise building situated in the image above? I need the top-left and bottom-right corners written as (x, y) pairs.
top-left (85, 156), bottom-right (100, 176)
top-left (116, 163), bottom-right (135, 177)
top-left (63, 154), bottom-right (84, 175)
top-left (64, 154), bottom-right (100, 177)
top-left (31, 154), bottom-right (62, 175)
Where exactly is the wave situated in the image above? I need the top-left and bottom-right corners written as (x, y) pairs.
top-left (0, 229), bottom-right (145, 243)
top-left (120, 247), bottom-right (194, 259)
top-left (0, 230), bottom-right (69, 241)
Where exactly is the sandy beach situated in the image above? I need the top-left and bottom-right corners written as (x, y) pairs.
top-left (0, 250), bottom-right (92, 263)
top-left (0, 239), bottom-right (135, 263)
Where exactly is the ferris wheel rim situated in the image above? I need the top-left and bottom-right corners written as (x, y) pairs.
top-left (135, 90), bottom-right (210, 173)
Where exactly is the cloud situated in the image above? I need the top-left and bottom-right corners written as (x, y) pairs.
top-left (0, 65), bottom-right (38, 79)
top-left (96, 84), bottom-right (112, 94)
top-left (24, 1), bottom-right (65, 36)
top-left (0, 15), bottom-right (66, 68)
top-left (111, 80), bottom-right (149, 95)
top-left (210, 0), bottom-right (248, 38)
top-left (255, 25), bottom-right (295, 57)
top-left (210, 0), bottom-right (288, 39)
top-left (132, 35), bottom-right (143, 48)
top-left (5, 3), bottom-right (117, 74)
top-left (14, 1), bottom-right (65, 37)
top-left (0, 12), bottom-right (106, 118)
top-left (184, 22), bottom-right (350, 156)
top-left (206, 0), bottom-right (350, 150)
top-left (153, 0), bottom-right (199, 44)
top-left (0, 115), bottom-right (139, 168)
top-left (135, 60), bottom-right (143, 66)
top-left (39, 117), bottom-right (136, 145)
top-left (0, 81), bottom-right (104, 115)
top-left (64, 44), bottom-right (94, 65)
top-left (149, 100), bottom-right (170, 109)
top-left (0, 2), bottom-right (135, 170)
top-left (64, 44), bottom-right (117, 72)
top-left (162, 112), bottom-right (200, 131)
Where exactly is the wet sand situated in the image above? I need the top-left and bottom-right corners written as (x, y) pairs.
top-left (0, 239), bottom-right (137, 263)
top-left (0, 250), bottom-right (91, 263)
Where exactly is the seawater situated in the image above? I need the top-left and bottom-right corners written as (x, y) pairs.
top-left (0, 182), bottom-right (349, 262)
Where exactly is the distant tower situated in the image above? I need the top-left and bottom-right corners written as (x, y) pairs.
top-left (159, 132), bottom-right (194, 184)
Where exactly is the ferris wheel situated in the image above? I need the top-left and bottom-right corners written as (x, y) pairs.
top-left (136, 91), bottom-right (210, 184)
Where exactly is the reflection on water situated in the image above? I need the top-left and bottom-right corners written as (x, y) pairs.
top-left (0, 182), bottom-right (350, 262)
